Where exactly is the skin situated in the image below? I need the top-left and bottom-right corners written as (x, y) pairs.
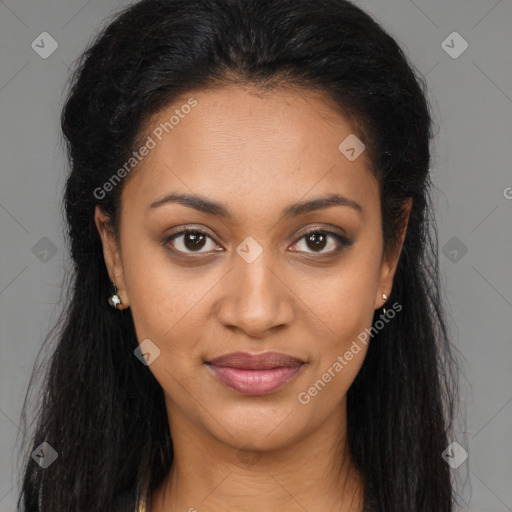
top-left (95, 84), bottom-right (411, 511)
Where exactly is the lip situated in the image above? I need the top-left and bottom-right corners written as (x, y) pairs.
top-left (206, 351), bottom-right (305, 395)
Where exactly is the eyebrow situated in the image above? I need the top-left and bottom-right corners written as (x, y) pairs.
top-left (148, 192), bottom-right (363, 219)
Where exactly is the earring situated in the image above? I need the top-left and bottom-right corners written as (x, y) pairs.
top-left (382, 293), bottom-right (388, 315)
top-left (108, 281), bottom-right (122, 309)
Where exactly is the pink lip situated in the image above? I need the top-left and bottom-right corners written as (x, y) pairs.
top-left (206, 351), bottom-right (305, 395)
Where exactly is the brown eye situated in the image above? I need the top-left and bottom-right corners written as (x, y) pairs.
top-left (290, 229), bottom-right (351, 255)
top-left (304, 232), bottom-right (329, 251)
top-left (165, 229), bottom-right (221, 254)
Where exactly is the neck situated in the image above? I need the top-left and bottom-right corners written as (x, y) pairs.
top-left (150, 396), bottom-right (365, 512)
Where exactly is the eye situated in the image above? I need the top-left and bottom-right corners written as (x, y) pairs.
top-left (164, 228), bottom-right (222, 255)
top-left (289, 228), bottom-right (351, 255)
top-left (163, 226), bottom-right (352, 257)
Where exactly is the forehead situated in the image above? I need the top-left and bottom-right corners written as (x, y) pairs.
top-left (120, 84), bottom-right (379, 222)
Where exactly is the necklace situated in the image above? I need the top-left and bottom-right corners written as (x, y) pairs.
top-left (136, 495), bottom-right (147, 512)
top-left (136, 481), bottom-right (151, 512)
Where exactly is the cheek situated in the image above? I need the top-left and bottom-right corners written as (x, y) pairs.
top-left (294, 253), bottom-right (380, 405)
top-left (297, 273), bottom-right (376, 413)
top-left (302, 254), bottom-right (380, 348)
top-left (119, 235), bottom-right (194, 341)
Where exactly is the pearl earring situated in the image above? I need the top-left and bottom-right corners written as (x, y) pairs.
top-left (108, 281), bottom-right (122, 309)
top-left (382, 293), bottom-right (388, 314)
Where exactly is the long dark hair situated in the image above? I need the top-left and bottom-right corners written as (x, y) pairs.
top-left (16, 0), bottom-right (463, 510)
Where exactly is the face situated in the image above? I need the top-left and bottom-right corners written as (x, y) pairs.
top-left (96, 84), bottom-right (410, 452)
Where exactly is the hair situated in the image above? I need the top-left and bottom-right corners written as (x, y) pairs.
top-left (16, 0), bottom-right (464, 510)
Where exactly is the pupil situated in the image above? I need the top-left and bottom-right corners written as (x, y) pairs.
top-left (307, 232), bottom-right (326, 251)
top-left (185, 232), bottom-right (206, 251)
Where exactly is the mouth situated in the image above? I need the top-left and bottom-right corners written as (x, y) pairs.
top-left (205, 351), bottom-right (305, 395)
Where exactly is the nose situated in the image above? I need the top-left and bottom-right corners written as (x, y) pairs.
top-left (215, 247), bottom-right (295, 338)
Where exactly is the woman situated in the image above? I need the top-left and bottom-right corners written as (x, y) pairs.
top-left (17, 0), bottom-right (462, 510)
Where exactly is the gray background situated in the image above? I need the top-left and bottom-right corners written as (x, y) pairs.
top-left (1, 0), bottom-right (511, 510)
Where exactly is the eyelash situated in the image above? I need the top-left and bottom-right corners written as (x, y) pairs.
top-left (163, 226), bottom-right (352, 257)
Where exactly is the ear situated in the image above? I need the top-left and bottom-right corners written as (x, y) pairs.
top-left (94, 206), bottom-right (129, 308)
top-left (375, 197), bottom-right (412, 310)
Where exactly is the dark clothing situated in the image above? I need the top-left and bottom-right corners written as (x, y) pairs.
top-left (112, 488), bottom-right (380, 511)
